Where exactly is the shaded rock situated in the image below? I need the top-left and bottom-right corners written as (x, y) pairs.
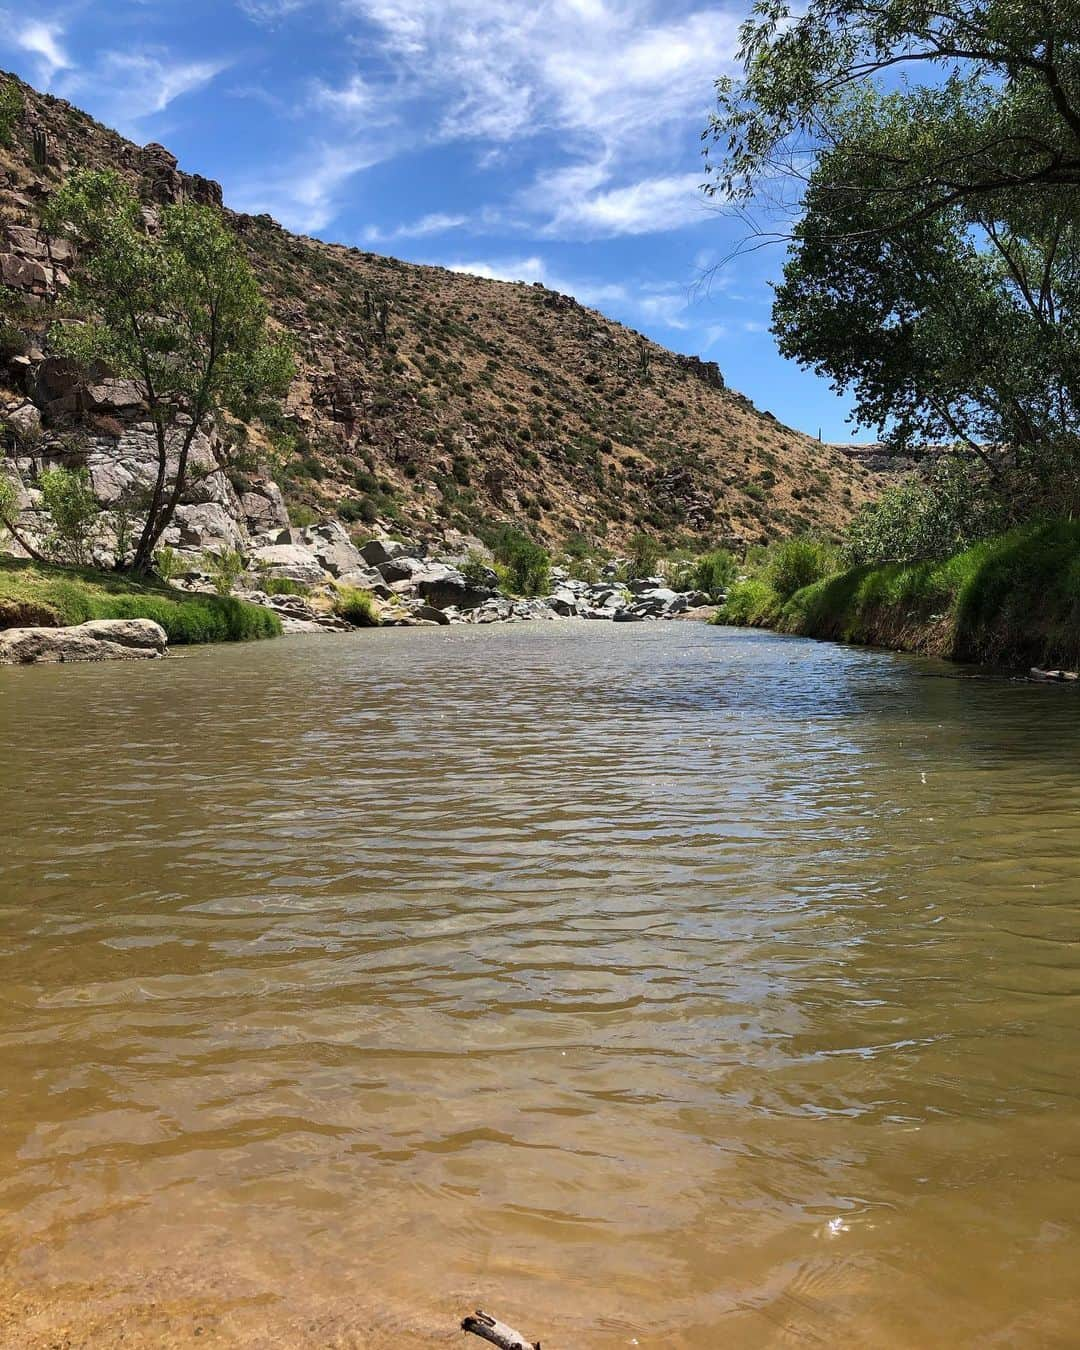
top-left (240, 481), bottom-right (289, 532)
top-left (359, 537), bottom-right (412, 566)
top-left (0, 618), bottom-right (167, 665)
top-left (85, 380), bottom-right (145, 413)
top-left (165, 502), bottom-right (246, 555)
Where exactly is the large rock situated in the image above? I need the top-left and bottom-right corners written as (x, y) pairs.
top-left (547, 587), bottom-right (579, 616)
top-left (359, 537), bottom-right (412, 566)
top-left (165, 502), bottom-right (246, 555)
top-left (249, 542), bottom-right (326, 583)
top-left (240, 481), bottom-right (289, 532)
top-left (0, 618), bottom-right (167, 665)
top-left (413, 563), bottom-right (491, 611)
top-left (85, 380), bottom-right (146, 413)
top-left (300, 521), bottom-right (363, 577)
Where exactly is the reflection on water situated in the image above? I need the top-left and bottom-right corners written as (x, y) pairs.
top-left (1, 622), bottom-right (1079, 1347)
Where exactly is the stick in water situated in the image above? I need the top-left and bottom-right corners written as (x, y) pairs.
top-left (461, 1308), bottom-right (541, 1350)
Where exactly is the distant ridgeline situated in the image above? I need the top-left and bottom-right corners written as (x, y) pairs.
top-left (0, 70), bottom-right (891, 558)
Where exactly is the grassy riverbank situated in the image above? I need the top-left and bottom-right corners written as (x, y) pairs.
top-left (0, 558), bottom-right (282, 644)
top-left (720, 521), bottom-right (1080, 670)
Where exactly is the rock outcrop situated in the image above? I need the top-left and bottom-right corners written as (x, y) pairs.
top-left (0, 617), bottom-right (167, 664)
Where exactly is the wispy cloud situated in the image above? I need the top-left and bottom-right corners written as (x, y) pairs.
top-left (539, 171), bottom-right (710, 238)
top-left (363, 212), bottom-right (468, 244)
top-left (238, 0), bottom-right (740, 239)
top-left (5, 16), bottom-right (72, 86)
top-left (232, 142), bottom-right (389, 233)
top-left (446, 254), bottom-right (628, 309)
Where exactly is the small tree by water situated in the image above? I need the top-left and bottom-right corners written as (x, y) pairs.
top-left (43, 170), bottom-right (294, 575)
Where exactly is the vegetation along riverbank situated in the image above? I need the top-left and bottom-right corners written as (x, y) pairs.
top-left (719, 523), bottom-right (1080, 672)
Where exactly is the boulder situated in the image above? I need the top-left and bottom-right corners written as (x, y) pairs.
top-left (413, 603), bottom-right (451, 625)
top-left (165, 503), bottom-right (246, 555)
top-left (6, 404), bottom-right (41, 440)
top-left (32, 355), bottom-right (83, 405)
top-left (547, 587), bottom-right (579, 616)
top-left (413, 563), bottom-right (491, 611)
top-left (335, 566), bottom-right (384, 591)
top-left (0, 618), bottom-right (167, 665)
top-left (359, 537), bottom-right (412, 566)
top-left (240, 481), bottom-right (289, 532)
top-left (376, 555), bottom-right (422, 583)
top-left (301, 522), bottom-right (362, 577)
top-left (85, 380), bottom-right (145, 413)
top-left (249, 542), bottom-right (325, 584)
top-left (0, 253), bottom-right (50, 293)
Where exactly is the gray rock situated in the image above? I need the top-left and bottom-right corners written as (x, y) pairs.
top-left (249, 542), bottom-right (325, 583)
top-left (6, 404), bottom-right (41, 440)
top-left (85, 380), bottom-right (145, 413)
top-left (165, 502), bottom-right (246, 555)
top-left (240, 481), bottom-right (288, 532)
top-left (0, 618), bottom-right (167, 665)
top-left (359, 537), bottom-right (412, 566)
top-left (547, 587), bottom-right (579, 616)
top-left (335, 566), bottom-right (383, 591)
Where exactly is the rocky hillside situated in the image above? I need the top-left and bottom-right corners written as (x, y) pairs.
top-left (0, 71), bottom-right (888, 554)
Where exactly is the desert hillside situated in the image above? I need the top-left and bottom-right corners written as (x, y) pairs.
top-left (0, 72), bottom-right (886, 551)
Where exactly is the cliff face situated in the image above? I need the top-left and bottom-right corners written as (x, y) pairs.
top-left (0, 72), bottom-right (889, 555)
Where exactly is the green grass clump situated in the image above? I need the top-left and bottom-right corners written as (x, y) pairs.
top-left (0, 558), bottom-right (282, 644)
top-left (333, 585), bottom-right (380, 626)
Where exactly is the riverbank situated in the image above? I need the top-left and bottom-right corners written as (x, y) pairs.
top-left (720, 520), bottom-right (1080, 670)
top-left (0, 558), bottom-right (282, 644)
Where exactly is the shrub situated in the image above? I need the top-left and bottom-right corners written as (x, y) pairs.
top-left (261, 576), bottom-right (306, 597)
top-left (154, 546), bottom-right (181, 583)
top-left (288, 504), bottom-right (318, 528)
top-left (843, 455), bottom-right (1003, 565)
top-left (202, 548), bottom-right (246, 596)
top-left (692, 549), bottom-right (739, 598)
top-left (38, 467), bottom-right (101, 567)
top-left (460, 548), bottom-right (495, 588)
top-left (0, 79), bottom-right (22, 147)
top-left (717, 577), bottom-right (781, 627)
top-left (763, 536), bottom-right (837, 601)
top-left (333, 585), bottom-right (380, 626)
top-left (626, 532), bottom-right (660, 579)
top-left (484, 528), bottom-right (551, 596)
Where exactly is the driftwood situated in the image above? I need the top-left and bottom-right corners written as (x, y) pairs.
top-left (461, 1308), bottom-right (540, 1350)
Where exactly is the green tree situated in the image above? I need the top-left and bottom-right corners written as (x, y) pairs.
top-left (705, 1), bottom-right (1080, 518)
top-left (0, 78), bottom-right (22, 147)
top-left (43, 170), bottom-right (294, 574)
top-left (39, 467), bottom-right (101, 566)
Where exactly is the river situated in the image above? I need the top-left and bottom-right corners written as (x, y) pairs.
top-left (1, 622), bottom-right (1078, 1347)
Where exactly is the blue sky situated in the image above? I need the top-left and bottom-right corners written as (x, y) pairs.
top-left (2, 0), bottom-right (861, 440)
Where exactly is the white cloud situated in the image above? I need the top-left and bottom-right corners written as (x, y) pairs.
top-left (54, 51), bottom-right (228, 137)
top-left (312, 73), bottom-right (372, 117)
top-left (445, 254), bottom-right (628, 309)
top-left (232, 143), bottom-right (388, 233)
top-left (540, 171), bottom-right (709, 238)
top-left (246, 0), bottom-right (740, 239)
top-left (8, 18), bottom-right (71, 86)
top-left (363, 211), bottom-right (467, 243)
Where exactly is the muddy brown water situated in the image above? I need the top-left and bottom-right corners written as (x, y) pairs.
top-left (1, 622), bottom-right (1078, 1348)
